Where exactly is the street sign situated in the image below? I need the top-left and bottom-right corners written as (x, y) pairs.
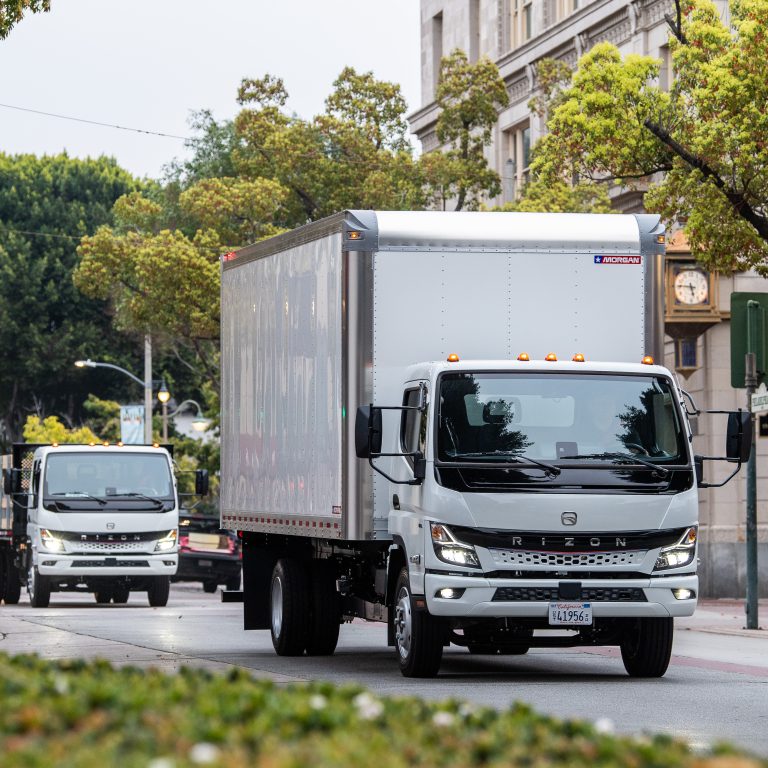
top-left (731, 292), bottom-right (768, 388)
top-left (751, 392), bottom-right (768, 413)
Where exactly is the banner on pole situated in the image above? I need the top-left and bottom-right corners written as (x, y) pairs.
top-left (120, 405), bottom-right (145, 444)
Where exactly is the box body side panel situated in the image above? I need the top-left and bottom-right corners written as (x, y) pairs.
top-left (220, 233), bottom-right (345, 538)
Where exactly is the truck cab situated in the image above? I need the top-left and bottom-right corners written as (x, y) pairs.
top-left (3, 443), bottom-right (207, 607)
top-left (357, 354), bottom-right (749, 676)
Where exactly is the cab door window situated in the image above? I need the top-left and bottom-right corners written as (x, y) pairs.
top-left (401, 387), bottom-right (428, 465)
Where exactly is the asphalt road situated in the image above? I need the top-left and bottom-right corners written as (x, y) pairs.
top-left (2, 584), bottom-right (767, 758)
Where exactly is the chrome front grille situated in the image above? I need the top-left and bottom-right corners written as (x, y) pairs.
top-left (69, 540), bottom-right (152, 554)
top-left (489, 549), bottom-right (646, 568)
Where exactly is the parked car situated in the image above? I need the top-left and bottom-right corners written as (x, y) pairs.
top-left (173, 511), bottom-right (241, 593)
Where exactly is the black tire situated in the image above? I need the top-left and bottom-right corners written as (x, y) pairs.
top-left (305, 560), bottom-right (341, 656)
top-left (28, 565), bottom-right (51, 608)
top-left (269, 558), bottom-right (309, 656)
top-left (1, 550), bottom-right (21, 604)
top-left (620, 617), bottom-right (674, 677)
top-left (203, 581), bottom-right (218, 594)
top-left (225, 574), bottom-right (241, 591)
top-left (112, 584), bottom-right (130, 604)
top-left (94, 590), bottom-right (113, 604)
top-left (147, 576), bottom-right (170, 607)
top-left (393, 567), bottom-right (445, 678)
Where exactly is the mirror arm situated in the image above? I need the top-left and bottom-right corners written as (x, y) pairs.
top-left (680, 388), bottom-right (700, 416)
top-left (696, 455), bottom-right (744, 488)
top-left (367, 454), bottom-right (424, 486)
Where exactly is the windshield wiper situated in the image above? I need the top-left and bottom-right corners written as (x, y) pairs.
top-left (50, 491), bottom-right (107, 506)
top-left (458, 452), bottom-right (561, 477)
top-left (108, 492), bottom-right (165, 508)
top-left (559, 452), bottom-right (670, 478)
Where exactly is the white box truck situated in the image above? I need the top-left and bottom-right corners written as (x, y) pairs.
top-left (220, 210), bottom-right (750, 677)
top-left (0, 442), bottom-right (209, 607)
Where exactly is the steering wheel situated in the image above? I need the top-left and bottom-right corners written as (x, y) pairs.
top-left (625, 442), bottom-right (650, 456)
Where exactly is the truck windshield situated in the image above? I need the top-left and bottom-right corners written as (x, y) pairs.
top-left (437, 372), bottom-right (686, 466)
top-left (43, 452), bottom-right (174, 509)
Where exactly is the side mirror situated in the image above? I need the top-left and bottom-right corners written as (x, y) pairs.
top-left (195, 469), bottom-right (209, 496)
top-left (355, 406), bottom-right (382, 458)
top-left (726, 411), bottom-right (752, 463)
top-left (3, 468), bottom-right (21, 495)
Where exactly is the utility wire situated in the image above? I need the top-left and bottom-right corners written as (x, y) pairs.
top-left (0, 102), bottom-right (188, 140)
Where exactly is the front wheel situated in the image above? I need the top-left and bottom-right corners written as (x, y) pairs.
top-left (620, 617), bottom-right (674, 677)
top-left (28, 565), bottom-right (51, 608)
top-left (1, 551), bottom-right (21, 604)
top-left (147, 576), bottom-right (170, 607)
top-left (393, 567), bottom-right (445, 678)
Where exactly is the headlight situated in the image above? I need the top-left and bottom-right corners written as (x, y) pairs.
top-left (430, 523), bottom-right (481, 569)
top-left (154, 529), bottom-right (178, 552)
top-left (40, 528), bottom-right (65, 553)
top-left (654, 526), bottom-right (697, 571)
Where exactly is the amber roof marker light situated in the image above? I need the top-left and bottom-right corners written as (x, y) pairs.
top-left (517, 352), bottom-right (530, 361)
top-left (572, 353), bottom-right (586, 362)
top-left (641, 355), bottom-right (655, 365)
top-left (545, 353), bottom-right (558, 362)
top-left (447, 353), bottom-right (460, 363)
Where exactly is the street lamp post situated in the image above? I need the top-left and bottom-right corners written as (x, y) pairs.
top-left (75, 350), bottom-right (155, 444)
top-left (164, 399), bottom-right (210, 439)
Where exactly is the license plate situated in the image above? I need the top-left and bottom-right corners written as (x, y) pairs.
top-left (548, 602), bottom-right (593, 626)
top-left (198, 559), bottom-right (213, 568)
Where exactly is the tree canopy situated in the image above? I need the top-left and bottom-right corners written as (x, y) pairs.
top-left (0, 0), bottom-right (48, 39)
top-left (0, 153), bottom-right (142, 441)
top-left (529, 0), bottom-right (768, 273)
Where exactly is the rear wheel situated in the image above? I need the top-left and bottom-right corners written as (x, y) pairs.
top-left (27, 565), bottom-right (51, 608)
top-left (270, 558), bottom-right (309, 656)
top-left (305, 560), bottom-right (341, 656)
top-left (3, 557), bottom-right (21, 605)
top-left (112, 584), bottom-right (130, 604)
top-left (225, 574), bottom-right (241, 591)
top-left (203, 581), bottom-right (218, 594)
top-left (393, 567), bottom-right (445, 678)
top-left (620, 617), bottom-right (674, 677)
top-left (147, 576), bottom-right (170, 607)
top-left (94, 590), bottom-right (113, 604)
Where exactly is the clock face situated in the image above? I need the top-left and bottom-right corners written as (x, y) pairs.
top-left (674, 268), bottom-right (709, 305)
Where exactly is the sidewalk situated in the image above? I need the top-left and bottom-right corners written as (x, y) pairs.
top-left (677, 599), bottom-right (768, 638)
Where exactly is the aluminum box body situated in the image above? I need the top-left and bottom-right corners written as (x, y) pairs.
top-left (220, 210), bottom-right (664, 541)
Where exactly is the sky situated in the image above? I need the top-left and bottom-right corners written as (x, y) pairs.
top-left (0, 0), bottom-right (422, 180)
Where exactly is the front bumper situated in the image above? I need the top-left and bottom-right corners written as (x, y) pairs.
top-left (36, 553), bottom-right (178, 577)
top-left (424, 571), bottom-right (698, 618)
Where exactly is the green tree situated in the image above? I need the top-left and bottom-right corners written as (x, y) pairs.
top-left (0, 0), bottom-right (48, 39)
top-left (23, 414), bottom-right (99, 444)
top-left (530, 0), bottom-right (768, 273)
top-left (0, 153), bottom-right (141, 442)
top-left (430, 50), bottom-right (509, 211)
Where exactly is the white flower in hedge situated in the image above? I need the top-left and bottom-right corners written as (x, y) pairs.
top-left (459, 703), bottom-right (478, 719)
top-left (147, 759), bottom-right (175, 768)
top-left (53, 675), bottom-right (69, 695)
top-left (432, 711), bottom-right (456, 727)
top-left (353, 692), bottom-right (383, 720)
top-left (310, 694), bottom-right (327, 710)
top-left (594, 718), bottom-right (615, 735)
top-left (189, 743), bottom-right (220, 764)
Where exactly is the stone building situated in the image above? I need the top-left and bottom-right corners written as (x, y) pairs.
top-left (409, 0), bottom-right (767, 597)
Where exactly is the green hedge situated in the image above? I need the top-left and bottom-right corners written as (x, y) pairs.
top-left (0, 653), bottom-right (763, 768)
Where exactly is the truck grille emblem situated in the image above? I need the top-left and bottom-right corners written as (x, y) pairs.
top-left (561, 512), bottom-right (577, 526)
top-left (106, 522), bottom-right (115, 530)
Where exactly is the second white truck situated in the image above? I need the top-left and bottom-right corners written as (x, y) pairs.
top-left (220, 210), bottom-right (750, 677)
top-left (1, 442), bottom-right (208, 607)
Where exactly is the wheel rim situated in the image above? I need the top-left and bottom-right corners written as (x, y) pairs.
top-left (271, 574), bottom-right (283, 639)
top-left (394, 585), bottom-right (412, 660)
top-left (27, 566), bottom-right (35, 601)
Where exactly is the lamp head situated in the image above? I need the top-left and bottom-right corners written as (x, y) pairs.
top-left (74, 359), bottom-right (94, 369)
top-left (157, 381), bottom-right (171, 404)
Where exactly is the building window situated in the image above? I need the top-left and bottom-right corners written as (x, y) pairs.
top-left (674, 337), bottom-right (699, 374)
top-left (469, 0), bottom-right (480, 61)
top-left (510, 0), bottom-right (532, 49)
top-left (502, 123), bottom-right (531, 201)
top-left (432, 12), bottom-right (444, 93)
